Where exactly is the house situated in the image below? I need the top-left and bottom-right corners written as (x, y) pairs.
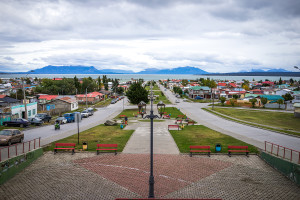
top-left (38, 95), bottom-right (58, 104)
top-left (48, 97), bottom-right (79, 115)
top-left (263, 89), bottom-right (276, 95)
top-left (11, 102), bottom-right (38, 119)
top-left (217, 82), bottom-right (227, 89)
top-left (76, 92), bottom-right (104, 104)
top-left (277, 84), bottom-right (290, 89)
top-left (188, 86), bottom-right (211, 99)
top-left (250, 89), bottom-right (264, 95)
top-left (276, 89), bottom-right (291, 96)
top-left (0, 95), bottom-right (21, 107)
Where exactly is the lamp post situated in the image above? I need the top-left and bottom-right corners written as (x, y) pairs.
top-left (139, 81), bottom-right (162, 198)
top-left (23, 70), bottom-right (34, 119)
top-left (85, 86), bottom-right (90, 109)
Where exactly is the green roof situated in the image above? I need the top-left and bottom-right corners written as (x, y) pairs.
top-left (292, 91), bottom-right (300, 95)
top-left (245, 94), bottom-right (259, 98)
top-left (190, 86), bottom-right (210, 90)
top-left (259, 95), bottom-right (285, 101)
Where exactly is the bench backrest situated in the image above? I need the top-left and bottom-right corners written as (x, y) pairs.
top-left (55, 143), bottom-right (76, 147)
top-left (97, 144), bottom-right (118, 148)
top-left (228, 146), bottom-right (248, 149)
top-left (190, 145), bottom-right (210, 149)
top-left (168, 125), bottom-right (179, 127)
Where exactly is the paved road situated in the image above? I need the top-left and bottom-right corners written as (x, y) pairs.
top-left (24, 98), bottom-right (128, 146)
top-left (160, 84), bottom-right (300, 152)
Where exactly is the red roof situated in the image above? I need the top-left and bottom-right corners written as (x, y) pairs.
top-left (218, 83), bottom-right (227, 86)
top-left (228, 83), bottom-right (237, 88)
top-left (52, 78), bottom-right (63, 81)
top-left (38, 95), bottom-right (58, 100)
top-left (0, 95), bottom-right (6, 98)
top-left (76, 92), bottom-right (104, 98)
top-left (262, 81), bottom-right (274, 85)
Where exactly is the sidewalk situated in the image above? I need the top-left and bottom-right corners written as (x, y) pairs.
top-left (1, 152), bottom-right (299, 199)
top-left (122, 120), bottom-right (180, 154)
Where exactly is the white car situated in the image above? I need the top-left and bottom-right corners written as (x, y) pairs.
top-left (175, 99), bottom-right (180, 103)
top-left (81, 110), bottom-right (89, 118)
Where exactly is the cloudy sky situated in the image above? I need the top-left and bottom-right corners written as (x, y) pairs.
top-left (0, 0), bottom-right (300, 73)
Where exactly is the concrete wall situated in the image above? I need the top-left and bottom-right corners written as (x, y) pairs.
top-left (0, 148), bottom-right (43, 185)
top-left (260, 151), bottom-right (300, 186)
top-left (11, 102), bottom-right (38, 118)
top-left (265, 103), bottom-right (285, 109)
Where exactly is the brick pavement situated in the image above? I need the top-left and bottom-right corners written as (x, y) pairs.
top-left (0, 152), bottom-right (299, 200)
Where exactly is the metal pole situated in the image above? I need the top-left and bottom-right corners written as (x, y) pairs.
top-left (77, 113), bottom-right (80, 145)
top-left (148, 81), bottom-right (155, 198)
top-left (23, 78), bottom-right (28, 119)
top-left (86, 87), bottom-right (88, 109)
top-left (123, 97), bottom-right (124, 111)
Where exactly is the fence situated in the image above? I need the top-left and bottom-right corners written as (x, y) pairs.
top-left (0, 138), bottom-right (41, 162)
top-left (264, 141), bottom-right (300, 164)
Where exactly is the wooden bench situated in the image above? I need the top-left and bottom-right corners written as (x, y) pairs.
top-left (97, 144), bottom-right (118, 155)
top-left (168, 125), bottom-right (179, 130)
top-left (187, 121), bottom-right (195, 125)
top-left (190, 146), bottom-right (211, 157)
top-left (175, 119), bottom-right (182, 124)
top-left (228, 146), bottom-right (249, 157)
top-left (54, 143), bottom-right (75, 155)
top-left (119, 115), bottom-right (127, 118)
top-left (163, 115), bottom-right (170, 119)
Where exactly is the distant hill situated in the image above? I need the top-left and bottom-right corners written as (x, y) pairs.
top-left (137, 66), bottom-right (208, 74)
top-left (240, 68), bottom-right (291, 73)
top-left (29, 65), bottom-right (133, 74)
top-left (205, 72), bottom-right (300, 77)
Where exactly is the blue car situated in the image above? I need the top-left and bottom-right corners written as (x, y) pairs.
top-left (63, 113), bottom-right (75, 123)
top-left (195, 96), bottom-right (204, 100)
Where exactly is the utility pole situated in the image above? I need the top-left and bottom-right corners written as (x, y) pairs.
top-left (86, 87), bottom-right (88, 109)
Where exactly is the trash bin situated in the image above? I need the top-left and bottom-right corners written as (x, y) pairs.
top-left (215, 143), bottom-right (221, 152)
top-left (83, 141), bottom-right (88, 150)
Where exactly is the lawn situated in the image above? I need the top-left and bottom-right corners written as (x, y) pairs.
top-left (94, 98), bottom-right (112, 108)
top-left (153, 91), bottom-right (171, 104)
top-left (44, 124), bottom-right (134, 152)
top-left (170, 125), bottom-right (259, 153)
top-left (115, 109), bottom-right (140, 118)
top-left (211, 107), bottom-right (300, 132)
top-left (145, 85), bottom-right (160, 90)
top-left (162, 107), bottom-right (187, 119)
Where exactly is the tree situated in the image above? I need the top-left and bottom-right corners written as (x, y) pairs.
top-left (116, 87), bottom-right (125, 95)
top-left (181, 79), bottom-right (189, 86)
top-left (74, 76), bottom-right (80, 93)
top-left (282, 93), bottom-right (293, 101)
top-left (126, 82), bottom-right (149, 104)
top-left (279, 77), bottom-right (282, 85)
top-left (290, 78), bottom-right (294, 85)
top-left (97, 76), bottom-right (102, 90)
top-left (220, 97), bottom-right (226, 106)
top-left (261, 97), bottom-right (268, 108)
top-left (184, 89), bottom-right (189, 95)
top-left (277, 99), bottom-right (284, 109)
top-left (233, 94), bottom-right (239, 99)
top-left (230, 99), bottom-right (235, 106)
top-left (249, 98), bottom-right (257, 108)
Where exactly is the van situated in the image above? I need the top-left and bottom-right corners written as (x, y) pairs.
top-left (87, 108), bottom-right (94, 116)
top-left (63, 113), bottom-right (75, 123)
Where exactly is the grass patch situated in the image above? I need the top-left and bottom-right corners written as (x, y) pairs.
top-left (170, 125), bottom-right (259, 153)
top-left (211, 107), bottom-right (300, 132)
top-left (94, 98), bottom-right (112, 108)
top-left (145, 85), bottom-right (160, 90)
top-left (152, 91), bottom-right (171, 104)
top-left (115, 109), bottom-right (140, 118)
top-left (203, 108), bottom-right (300, 137)
top-left (162, 107), bottom-right (186, 118)
top-left (43, 124), bottom-right (134, 152)
top-left (189, 98), bottom-right (214, 103)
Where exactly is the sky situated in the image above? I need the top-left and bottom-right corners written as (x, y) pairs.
top-left (0, 0), bottom-right (300, 73)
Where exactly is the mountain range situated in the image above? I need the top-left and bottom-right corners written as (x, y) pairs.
top-left (0, 65), bottom-right (296, 75)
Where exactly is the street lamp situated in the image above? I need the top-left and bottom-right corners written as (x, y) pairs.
top-left (138, 81), bottom-right (162, 198)
top-left (85, 85), bottom-right (91, 109)
top-left (23, 70), bottom-right (34, 119)
top-left (157, 101), bottom-right (165, 117)
top-left (138, 101), bottom-right (147, 118)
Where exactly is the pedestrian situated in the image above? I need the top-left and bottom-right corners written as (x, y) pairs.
top-left (125, 116), bottom-right (128, 125)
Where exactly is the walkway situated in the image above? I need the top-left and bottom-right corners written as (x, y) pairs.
top-left (1, 152), bottom-right (299, 199)
top-left (122, 120), bottom-right (180, 154)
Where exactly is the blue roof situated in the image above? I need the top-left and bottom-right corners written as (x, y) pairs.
top-left (259, 95), bottom-right (285, 101)
top-left (190, 86), bottom-right (210, 90)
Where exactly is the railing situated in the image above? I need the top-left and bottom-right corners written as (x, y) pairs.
top-left (265, 141), bottom-right (300, 164)
top-left (0, 137), bottom-right (41, 162)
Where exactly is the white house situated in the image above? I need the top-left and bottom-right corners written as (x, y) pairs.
top-left (11, 102), bottom-right (38, 119)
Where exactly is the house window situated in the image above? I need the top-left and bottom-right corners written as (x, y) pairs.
top-left (296, 96), bottom-right (300, 100)
top-left (28, 110), bottom-right (31, 117)
top-left (72, 104), bottom-right (74, 108)
top-left (33, 109), bottom-right (36, 115)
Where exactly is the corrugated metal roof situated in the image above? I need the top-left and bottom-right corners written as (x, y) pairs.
top-left (190, 86), bottom-right (210, 90)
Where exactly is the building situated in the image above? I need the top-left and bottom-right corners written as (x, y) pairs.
top-left (76, 92), bottom-right (104, 104)
top-left (188, 86), bottom-right (211, 99)
top-left (11, 102), bottom-right (38, 119)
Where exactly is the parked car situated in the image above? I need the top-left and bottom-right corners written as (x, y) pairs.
top-left (55, 117), bottom-right (67, 124)
top-left (0, 129), bottom-right (24, 146)
top-left (195, 96), bottom-right (204, 100)
top-left (111, 100), bottom-right (116, 104)
top-left (175, 99), bottom-right (180, 103)
top-left (183, 99), bottom-right (188, 102)
top-left (28, 117), bottom-right (44, 126)
top-left (87, 108), bottom-right (94, 116)
top-left (35, 113), bottom-right (52, 122)
top-left (63, 113), bottom-right (75, 123)
top-left (81, 110), bottom-right (89, 118)
top-left (3, 118), bottom-right (30, 128)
